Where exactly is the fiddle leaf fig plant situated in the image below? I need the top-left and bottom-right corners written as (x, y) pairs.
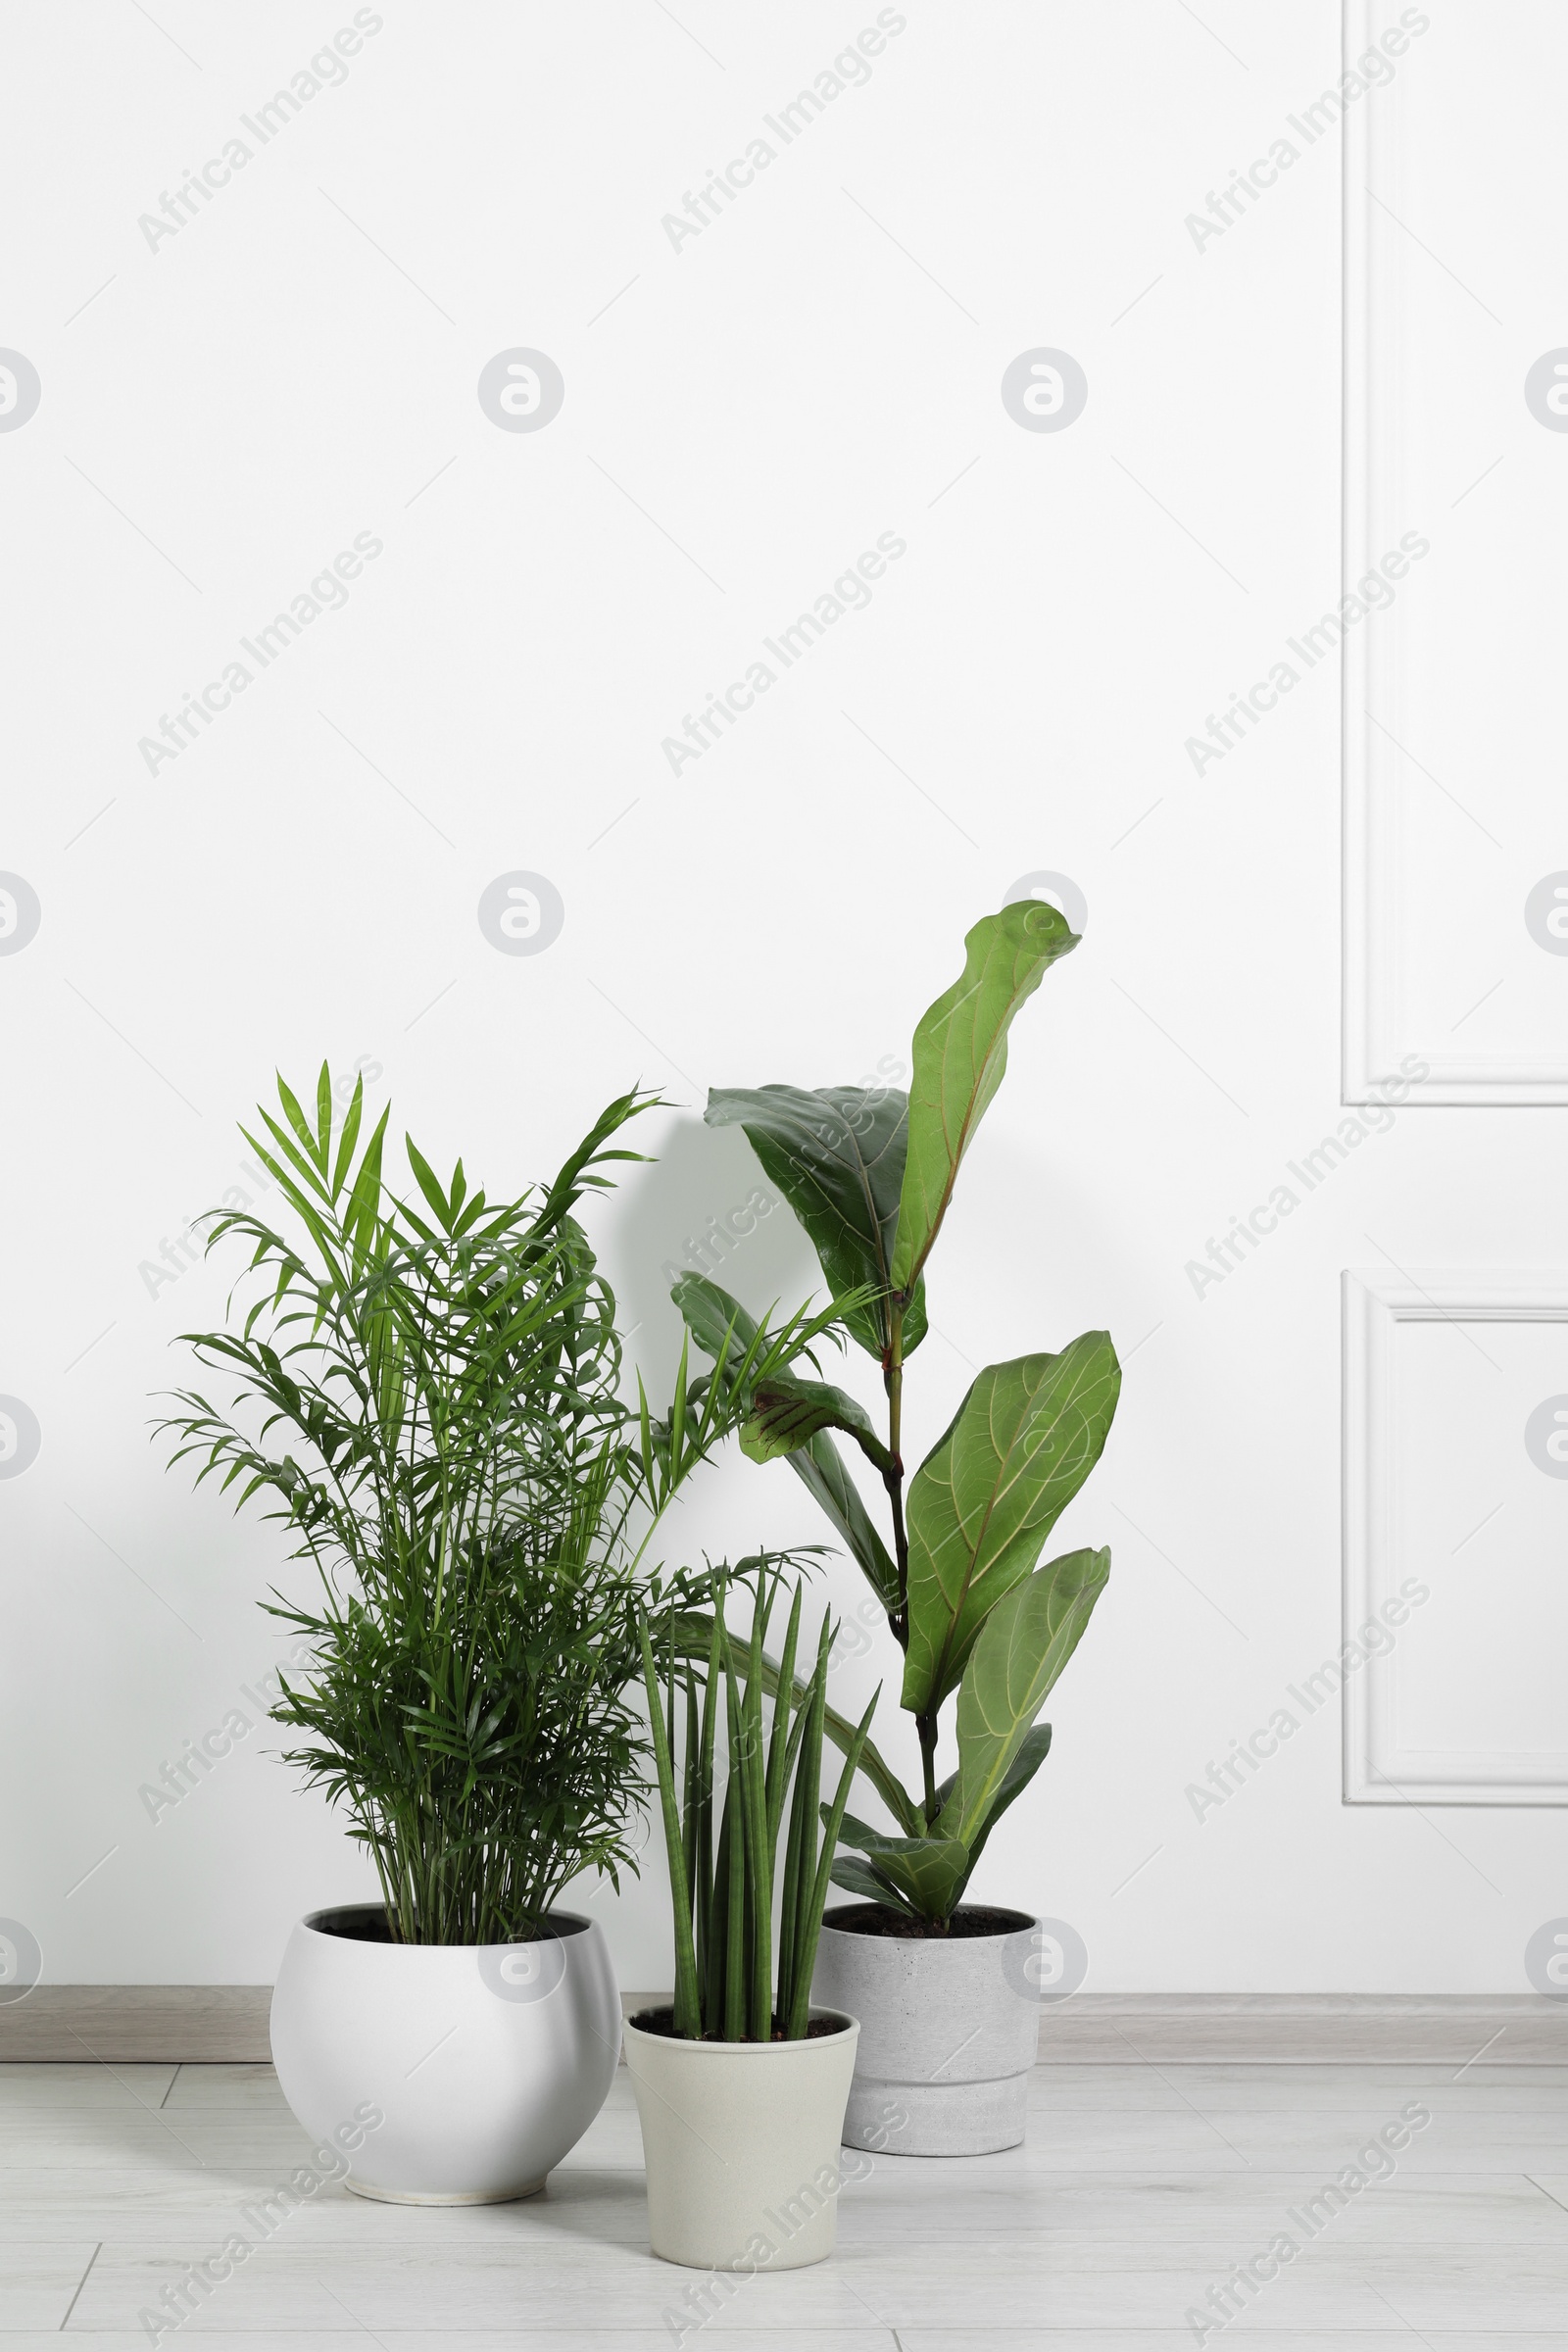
top-left (673, 900), bottom-right (1120, 1926)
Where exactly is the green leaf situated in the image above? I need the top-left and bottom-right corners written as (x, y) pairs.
top-left (534, 1087), bottom-right (662, 1243)
top-left (275, 1072), bottom-right (319, 1163)
top-left (403, 1138), bottom-right (455, 1233)
top-left (706, 1085), bottom-right (927, 1359)
top-left (638, 1614), bottom-right (701, 2037)
top-left (662, 1603), bottom-right (921, 1836)
top-left (789, 1681), bottom-right (880, 2034)
top-left (891, 901), bottom-right (1080, 1295)
top-left (791, 1423), bottom-right (901, 1615)
top-left (929, 1722), bottom-right (1052, 1902)
top-left (831, 1810), bottom-right (970, 1923)
top-left (944, 1548), bottom-right (1109, 1852)
top-left (829, 1853), bottom-right (915, 1912)
top-left (903, 1336), bottom-right (1120, 1716)
top-left (740, 1372), bottom-right (894, 1474)
top-left (330, 1078), bottom-right (365, 1202)
top-left (672, 1274), bottom-right (899, 1610)
top-left (670, 1270), bottom-right (755, 1366)
top-left (933, 1721), bottom-right (1051, 1852)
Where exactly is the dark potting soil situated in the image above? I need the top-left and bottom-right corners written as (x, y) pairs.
top-left (312, 1905), bottom-right (396, 1942)
top-left (629, 2007), bottom-right (846, 2043)
top-left (823, 1901), bottom-right (1034, 1940)
top-left (306, 1904), bottom-right (585, 1945)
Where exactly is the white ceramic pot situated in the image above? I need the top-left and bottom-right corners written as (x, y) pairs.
top-left (623, 2010), bottom-right (858, 2270)
top-left (270, 1904), bottom-right (620, 2203)
top-left (811, 1904), bottom-right (1041, 2155)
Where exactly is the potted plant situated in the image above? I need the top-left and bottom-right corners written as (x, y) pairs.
top-left (671, 900), bottom-right (1121, 2154)
top-left (160, 1067), bottom-right (833, 2202)
top-left (626, 1569), bottom-right (876, 2269)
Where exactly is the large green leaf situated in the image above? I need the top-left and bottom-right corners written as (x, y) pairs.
top-left (706, 1085), bottom-right (927, 1359)
top-left (830, 1811), bottom-right (971, 1922)
top-left (829, 1852), bottom-right (916, 1911)
top-left (931, 1721), bottom-right (1052, 1874)
top-left (740, 1372), bottom-right (893, 1474)
top-left (902, 1336), bottom-right (1120, 1715)
top-left (671, 1274), bottom-right (899, 1611)
top-left (838, 1719), bottom-right (1055, 1925)
top-left (944, 1547), bottom-right (1109, 1851)
top-left (667, 1269), bottom-right (763, 1366)
top-left (890, 902), bottom-right (1080, 1296)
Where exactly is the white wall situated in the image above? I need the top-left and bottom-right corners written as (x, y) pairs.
top-left (2, 0), bottom-right (1562, 1996)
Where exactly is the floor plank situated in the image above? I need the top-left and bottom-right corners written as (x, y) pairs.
top-left (0, 2060), bottom-right (1559, 2342)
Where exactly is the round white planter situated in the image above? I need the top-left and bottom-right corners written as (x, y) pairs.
top-left (270, 1904), bottom-right (620, 2203)
top-left (810, 1904), bottom-right (1040, 2156)
top-left (623, 2010), bottom-right (858, 2270)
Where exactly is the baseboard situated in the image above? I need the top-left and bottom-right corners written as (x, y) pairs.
top-left (6, 1987), bottom-right (1562, 2067)
top-left (0, 1987), bottom-right (272, 2063)
top-left (621, 1990), bottom-right (1568, 2067)
top-left (1037, 1993), bottom-right (1568, 2065)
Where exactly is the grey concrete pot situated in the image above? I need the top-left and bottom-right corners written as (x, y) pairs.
top-left (810, 1903), bottom-right (1040, 2155)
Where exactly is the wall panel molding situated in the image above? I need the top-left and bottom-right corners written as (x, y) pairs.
top-left (1342, 0), bottom-right (1568, 1103)
top-left (1344, 1268), bottom-right (1568, 1804)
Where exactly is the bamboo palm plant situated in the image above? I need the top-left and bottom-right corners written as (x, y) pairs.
top-left (639, 1570), bottom-right (875, 2040)
top-left (158, 1065), bottom-right (842, 1944)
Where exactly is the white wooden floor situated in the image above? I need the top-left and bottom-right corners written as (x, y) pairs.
top-left (2, 2058), bottom-right (1566, 2349)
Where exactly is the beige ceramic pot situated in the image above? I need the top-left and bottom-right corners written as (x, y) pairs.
top-left (623, 2009), bottom-right (858, 2269)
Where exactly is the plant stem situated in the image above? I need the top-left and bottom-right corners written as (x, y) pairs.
top-left (882, 1303), bottom-right (910, 1651)
top-left (885, 1298), bottom-right (935, 1813)
top-left (916, 1709), bottom-right (939, 1823)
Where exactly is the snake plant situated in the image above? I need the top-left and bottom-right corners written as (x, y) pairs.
top-left (640, 1568), bottom-right (875, 2037)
